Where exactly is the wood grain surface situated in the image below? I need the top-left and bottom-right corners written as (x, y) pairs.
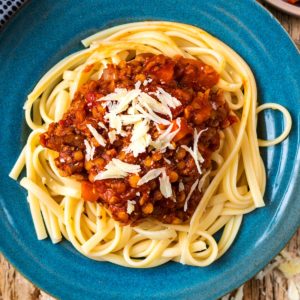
top-left (0, 2), bottom-right (299, 300)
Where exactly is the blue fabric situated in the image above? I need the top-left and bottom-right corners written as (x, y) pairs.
top-left (0, 1), bottom-right (299, 299)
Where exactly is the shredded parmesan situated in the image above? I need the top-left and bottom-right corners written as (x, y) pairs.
top-left (125, 120), bottom-right (152, 157)
top-left (95, 83), bottom-right (183, 157)
top-left (98, 121), bottom-right (107, 130)
top-left (127, 200), bottom-right (136, 214)
top-left (155, 87), bottom-right (181, 108)
top-left (87, 124), bottom-right (106, 147)
top-left (159, 170), bottom-right (172, 198)
top-left (184, 179), bottom-right (199, 212)
top-left (151, 119), bottom-right (180, 151)
top-left (94, 167), bottom-right (127, 180)
top-left (171, 190), bottom-right (177, 202)
top-left (178, 180), bottom-right (185, 192)
top-left (131, 120), bottom-right (149, 142)
top-left (164, 158), bottom-right (171, 164)
top-left (194, 128), bottom-right (207, 163)
top-left (105, 112), bottom-right (122, 134)
top-left (100, 88), bottom-right (128, 101)
top-left (94, 159), bottom-right (140, 181)
top-left (143, 78), bottom-right (152, 86)
top-left (120, 114), bottom-right (144, 125)
top-left (181, 145), bottom-right (202, 174)
top-left (198, 171), bottom-right (210, 192)
top-left (135, 81), bottom-right (141, 90)
top-left (111, 158), bottom-right (141, 174)
top-left (139, 92), bottom-right (172, 118)
top-left (135, 103), bottom-right (170, 125)
top-left (84, 139), bottom-right (95, 161)
top-left (126, 134), bottom-right (152, 157)
top-left (181, 128), bottom-right (208, 175)
top-left (108, 130), bottom-right (117, 144)
top-left (115, 89), bottom-right (141, 114)
top-left (137, 168), bottom-right (164, 186)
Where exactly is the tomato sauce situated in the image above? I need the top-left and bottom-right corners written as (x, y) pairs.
top-left (40, 54), bottom-right (236, 225)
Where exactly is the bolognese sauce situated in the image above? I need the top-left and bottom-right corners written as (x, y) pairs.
top-left (40, 54), bottom-right (237, 225)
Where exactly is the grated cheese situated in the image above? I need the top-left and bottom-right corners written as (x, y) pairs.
top-left (105, 112), bottom-right (122, 134)
top-left (193, 128), bottom-right (207, 164)
top-left (155, 87), bottom-right (181, 108)
top-left (111, 158), bottom-right (141, 174)
top-left (114, 88), bottom-right (141, 114)
top-left (120, 130), bottom-right (128, 137)
top-left (108, 130), bottom-right (117, 144)
top-left (98, 121), bottom-right (107, 130)
top-left (135, 81), bottom-right (142, 90)
top-left (143, 78), bottom-right (152, 86)
top-left (135, 103), bottom-right (170, 125)
top-left (136, 168), bottom-right (173, 199)
top-left (100, 88), bottom-right (128, 102)
top-left (164, 158), bottom-right (171, 164)
top-left (87, 124), bottom-right (106, 147)
top-left (120, 114), bottom-right (144, 125)
top-left (159, 170), bottom-right (172, 198)
top-left (93, 167), bottom-right (128, 180)
top-left (150, 119), bottom-right (180, 151)
top-left (171, 190), bottom-right (177, 202)
top-left (178, 180), bottom-right (185, 192)
top-left (184, 179), bottom-right (199, 212)
top-left (84, 139), bottom-right (95, 161)
top-left (137, 168), bottom-right (165, 186)
top-left (94, 159), bottom-right (140, 181)
top-left (126, 134), bottom-right (152, 158)
top-left (181, 128), bottom-right (208, 175)
top-left (127, 200), bottom-right (136, 214)
top-left (138, 92), bottom-right (172, 118)
top-left (198, 171), bottom-right (210, 192)
top-left (125, 120), bottom-right (152, 157)
top-left (181, 145), bottom-right (202, 174)
top-left (131, 120), bottom-right (149, 142)
top-left (95, 82), bottom-right (183, 158)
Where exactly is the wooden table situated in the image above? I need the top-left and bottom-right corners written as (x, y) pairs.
top-left (0, 2), bottom-right (299, 300)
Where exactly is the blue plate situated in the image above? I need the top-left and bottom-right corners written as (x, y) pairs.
top-left (0, 1), bottom-right (299, 299)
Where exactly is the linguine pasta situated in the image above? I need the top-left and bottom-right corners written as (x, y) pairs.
top-left (9, 21), bottom-right (292, 268)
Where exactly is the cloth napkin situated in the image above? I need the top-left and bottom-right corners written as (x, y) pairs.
top-left (0, 0), bottom-right (27, 28)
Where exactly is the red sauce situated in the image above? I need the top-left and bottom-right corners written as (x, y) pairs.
top-left (40, 54), bottom-right (237, 225)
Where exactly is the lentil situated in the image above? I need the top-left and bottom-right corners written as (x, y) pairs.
top-left (40, 54), bottom-right (236, 225)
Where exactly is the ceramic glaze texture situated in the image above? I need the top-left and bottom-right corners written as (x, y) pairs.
top-left (0, 1), bottom-right (299, 299)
